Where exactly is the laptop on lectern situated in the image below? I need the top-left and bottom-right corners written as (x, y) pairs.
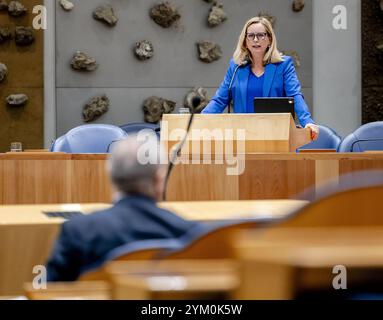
top-left (253, 97), bottom-right (296, 120)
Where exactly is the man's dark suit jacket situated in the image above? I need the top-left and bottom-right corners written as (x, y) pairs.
top-left (46, 194), bottom-right (198, 282)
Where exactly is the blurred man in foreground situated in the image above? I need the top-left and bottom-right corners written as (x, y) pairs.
top-left (46, 133), bottom-right (198, 281)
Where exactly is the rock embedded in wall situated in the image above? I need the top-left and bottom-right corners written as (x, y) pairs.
top-left (362, 1), bottom-right (383, 123)
top-left (197, 41), bottom-right (222, 63)
top-left (60, 0), bottom-right (74, 12)
top-left (0, 0), bottom-right (8, 11)
top-left (281, 50), bottom-right (301, 68)
top-left (258, 12), bottom-right (276, 28)
top-left (143, 96), bottom-right (176, 123)
top-left (0, 63), bottom-right (8, 83)
top-left (208, 2), bottom-right (227, 27)
top-left (6, 93), bottom-right (28, 106)
top-left (134, 40), bottom-right (154, 61)
top-left (184, 87), bottom-right (209, 113)
top-left (0, 27), bottom-right (12, 44)
top-left (15, 26), bottom-right (35, 46)
top-left (8, 0), bottom-right (27, 17)
top-left (149, 2), bottom-right (180, 28)
top-left (83, 95), bottom-right (110, 122)
top-left (71, 51), bottom-right (98, 72)
top-left (93, 5), bottom-right (118, 27)
top-left (292, 0), bottom-right (305, 12)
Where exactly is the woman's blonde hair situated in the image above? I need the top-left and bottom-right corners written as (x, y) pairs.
top-left (233, 16), bottom-right (283, 66)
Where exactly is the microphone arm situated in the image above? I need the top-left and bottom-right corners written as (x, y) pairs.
top-left (162, 97), bottom-right (201, 201)
top-left (227, 59), bottom-right (250, 113)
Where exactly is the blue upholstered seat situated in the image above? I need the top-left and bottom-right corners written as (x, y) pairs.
top-left (120, 122), bottom-right (160, 138)
top-left (299, 124), bottom-right (342, 151)
top-left (50, 124), bottom-right (127, 153)
top-left (338, 122), bottom-right (383, 152)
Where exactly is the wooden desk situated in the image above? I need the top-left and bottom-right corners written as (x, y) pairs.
top-left (167, 153), bottom-right (383, 200)
top-left (0, 200), bottom-right (302, 296)
top-left (234, 227), bottom-right (383, 299)
top-left (106, 260), bottom-right (239, 300)
top-left (0, 203), bottom-right (110, 297)
top-left (1, 153), bottom-right (383, 204)
top-left (0, 153), bottom-right (112, 204)
top-left (160, 200), bottom-right (307, 221)
top-left (24, 281), bottom-right (111, 300)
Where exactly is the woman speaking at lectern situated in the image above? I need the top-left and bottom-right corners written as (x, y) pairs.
top-left (202, 16), bottom-right (319, 141)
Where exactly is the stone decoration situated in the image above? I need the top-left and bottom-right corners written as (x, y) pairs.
top-left (258, 12), bottom-right (276, 28)
top-left (8, 0), bottom-right (27, 17)
top-left (0, 63), bottom-right (8, 83)
top-left (0, 27), bottom-right (12, 44)
top-left (197, 41), bottom-right (222, 63)
top-left (134, 40), bottom-right (154, 61)
top-left (6, 93), bottom-right (28, 106)
top-left (184, 87), bottom-right (209, 113)
top-left (281, 50), bottom-right (301, 68)
top-left (149, 2), bottom-right (180, 28)
top-left (208, 2), bottom-right (227, 27)
top-left (93, 5), bottom-right (118, 27)
top-left (292, 0), bottom-right (305, 12)
top-left (60, 0), bottom-right (74, 12)
top-left (71, 51), bottom-right (98, 72)
top-left (362, 1), bottom-right (383, 123)
top-left (143, 96), bottom-right (176, 123)
top-left (0, 0), bottom-right (8, 11)
top-left (15, 26), bottom-right (35, 46)
top-left (83, 95), bottom-right (109, 122)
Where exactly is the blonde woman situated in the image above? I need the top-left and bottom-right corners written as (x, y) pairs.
top-left (202, 16), bottom-right (319, 140)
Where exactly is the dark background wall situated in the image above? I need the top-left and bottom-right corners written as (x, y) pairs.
top-left (362, 0), bottom-right (383, 123)
top-left (0, 0), bottom-right (44, 152)
top-left (55, 0), bottom-right (313, 136)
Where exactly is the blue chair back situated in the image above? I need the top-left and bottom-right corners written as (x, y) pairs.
top-left (95, 219), bottom-right (272, 268)
top-left (105, 238), bottom-right (184, 262)
top-left (338, 121), bottom-right (383, 152)
top-left (50, 124), bottom-right (127, 153)
top-left (120, 122), bottom-right (160, 138)
top-left (299, 124), bottom-right (341, 151)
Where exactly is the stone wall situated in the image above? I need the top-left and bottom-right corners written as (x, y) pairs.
top-left (362, 0), bottom-right (383, 123)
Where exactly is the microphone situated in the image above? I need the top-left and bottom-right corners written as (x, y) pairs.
top-left (228, 58), bottom-right (251, 113)
top-left (162, 96), bottom-right (201, 201)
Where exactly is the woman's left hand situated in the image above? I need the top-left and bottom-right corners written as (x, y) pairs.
top-left (305, 123), bottom-right (319, 141)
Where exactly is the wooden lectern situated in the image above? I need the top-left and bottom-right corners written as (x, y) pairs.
top-left (160, 113), bottom-right (311, 153)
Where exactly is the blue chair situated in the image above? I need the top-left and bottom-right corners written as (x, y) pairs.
top-left (80, 218), bottom-right (275, 278)
top-left (298, 124), bottom-right (342, 151)
top-left (338, 121), bottom-right (383, 152)
top-left (50, 124), bottom-right (127, 153)
top-left (120, 122), bottom-right (160, 138)
top-left (79, 238), bottom-right (185, 279)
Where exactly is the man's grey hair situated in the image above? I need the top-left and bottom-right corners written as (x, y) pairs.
top-left (107, 132), bottom-right (165, 195)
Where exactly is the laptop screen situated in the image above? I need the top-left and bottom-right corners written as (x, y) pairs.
top-left (253, 97), bottom-right (295, 119)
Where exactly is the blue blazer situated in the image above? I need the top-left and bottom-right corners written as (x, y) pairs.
top-left (202, 56), bottom-right (314, 128)
top-left (46, 194), bottom-right (199, 281)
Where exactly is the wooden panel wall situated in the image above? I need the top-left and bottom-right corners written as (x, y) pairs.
top-left (0, 1), bottom-right (44, 152)
top-left (1, 153), bottom-right (383, 204)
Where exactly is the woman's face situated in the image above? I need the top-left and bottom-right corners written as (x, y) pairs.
top-left (245, 23), bottom-right (271, 59)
